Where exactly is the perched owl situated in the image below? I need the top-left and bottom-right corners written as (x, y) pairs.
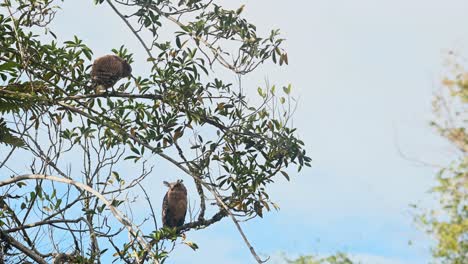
top-left (90, 55), bottom-right (132, 92)
top-left (162, 180), bottom-right (187, 228)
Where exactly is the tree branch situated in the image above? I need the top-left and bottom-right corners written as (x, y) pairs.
top-left (0, 230), bottom-right (47, 264)
top-left (0, 174), bottom-right (150, 257)
top-left (56, 101), bottom-right (267, 263)
top-left (3, 218), bottom-right (83, 233)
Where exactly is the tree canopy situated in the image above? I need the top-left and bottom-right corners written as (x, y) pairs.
top-left (416, 53), bottom-right (468, 264)
top-left (0, 0), bottom-right (310, 263)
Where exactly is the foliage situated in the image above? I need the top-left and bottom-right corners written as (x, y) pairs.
top-left (0, 0), bottom-right (310, 263)
top-left (286, 253), bottom-right (355, 264)
top-left (418, 53), bottom-right (468, 264)
top-left (0, 117), bottom-right (25, 148)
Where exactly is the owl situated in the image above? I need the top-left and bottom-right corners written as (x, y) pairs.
top-left (90, 55), bottom-right (132, 92)
top-left (162, 180), bottom-right (187, 228)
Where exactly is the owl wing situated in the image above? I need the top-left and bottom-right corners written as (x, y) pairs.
top-left (91, 56), bottom-right (125, 88)
top-left (162, 192), bottom-right (170, 227)
top-left (176, 197), bottom-right (187, 227)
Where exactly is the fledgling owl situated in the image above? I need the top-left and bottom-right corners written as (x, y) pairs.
top-left (90, 55), bottom-right (132, 92)
top-left (162, 180), bottom-right (187, 228)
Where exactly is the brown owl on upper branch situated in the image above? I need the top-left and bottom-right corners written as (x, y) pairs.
top-left (162, 180), bottom-right (187, 228)
top-left (90, 55), bottom-right (132, 93)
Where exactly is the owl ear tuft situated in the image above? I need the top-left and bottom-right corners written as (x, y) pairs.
top-left (163, 181), bottom-right (170, 187)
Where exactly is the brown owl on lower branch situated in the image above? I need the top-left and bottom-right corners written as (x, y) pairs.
top-left (90, 55), bottom-right (132, 92)
top-left (162, 180), bottom-right (187, 228)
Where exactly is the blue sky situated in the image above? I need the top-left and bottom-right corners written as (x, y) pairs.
top-left (5, 0), bottom-right (468, 263)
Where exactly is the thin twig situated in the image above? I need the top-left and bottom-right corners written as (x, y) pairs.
top-left (56, 101), bottom-right (266, 263)
top-left (4, 218), bottom-right (83, 233)
top-left (105, 0), bottom-right (155, 61)
top-left (0, 174), bottom-right (151, 261)
top-left (0, 230), bottom-right (47, 264)
top-left (174, 141), bottom-right (206, 220)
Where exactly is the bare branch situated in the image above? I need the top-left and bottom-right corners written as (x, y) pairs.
top-left (0, 174), bottom-right (150, 253)
top-left (0, 230), bottom-right (47, 264)
top-left (4, 218), bottom-right (83, 233)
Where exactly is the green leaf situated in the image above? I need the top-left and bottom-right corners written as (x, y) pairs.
top-left (0, 61), bottom-right (19, 71)
top-left (257, 87), bottom-right (263, 97)
top-left (280, 171), bottom-right (290, 181)
top-left (283, 84), bottom-right (292, 95)
top-left (183, 241), bottom-right (199, 251)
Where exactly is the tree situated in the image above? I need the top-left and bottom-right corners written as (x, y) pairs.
top-left (286, 253), bottom-right (355, 264)
top-left (416, 52), bottom-right (468, 264)
top-left (0, 0), bottom-right (311, 263)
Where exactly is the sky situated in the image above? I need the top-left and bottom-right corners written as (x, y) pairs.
top-left (5, 0), bottom-right (468, 263)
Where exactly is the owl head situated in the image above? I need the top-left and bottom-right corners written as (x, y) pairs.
top-left (163, 179), bottom-right (186, 191)
top-left (121, 60), bottom-right (132, 78)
